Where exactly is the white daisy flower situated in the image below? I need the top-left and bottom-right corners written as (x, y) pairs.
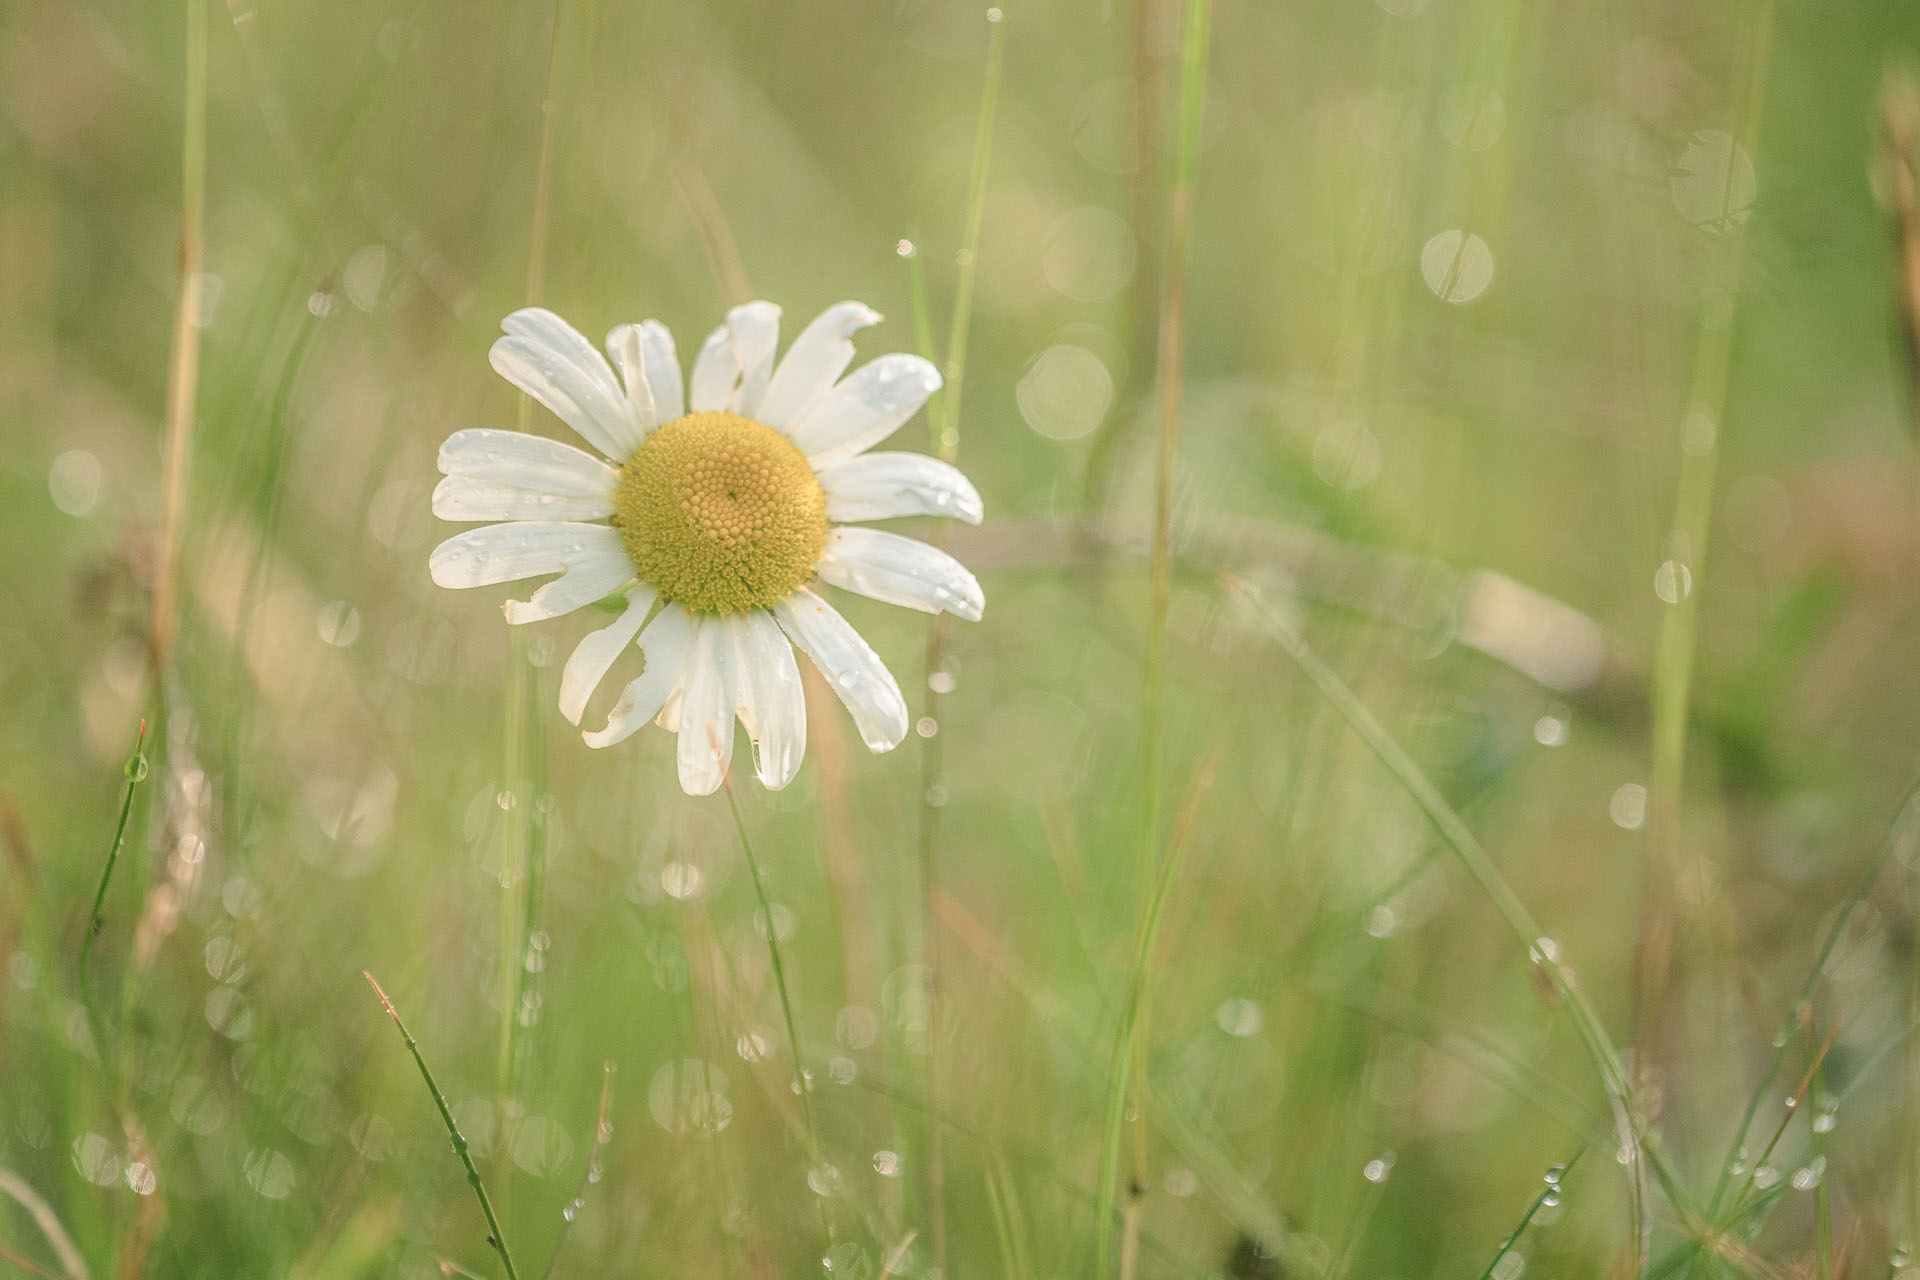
top-left (428, 301), bottom-right (985, 796)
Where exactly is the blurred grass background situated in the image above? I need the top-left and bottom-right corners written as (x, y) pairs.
top-left (6, 0), bottom-right (1920, 1276)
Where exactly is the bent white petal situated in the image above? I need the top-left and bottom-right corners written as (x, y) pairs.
top-left (725, 302), bottom-right (781, 420)
top-left (604, 324), bottom-right (659, 437)
top-left (560, 585), bottom-right (656, 725)
top-left (429, 521), bottom-right (625, 588)
top-left (675, 619), bottom-right (735, 795)
top-left (726, 611), bottom-right (807, 789)
top-left (432, 475), bottom-right (615, 523)
top-left (815, 526), bottom-right (984, 621)
top-left (688, 325), bottom-right (739, 413)
top-left (786, 354), bottom-right (942, 466)
top-left (502, 549), bottom-right (635, 625)
top-left (816, 452), bottom-right (983, 525)
top-left (490, 309), bottom-right (642, 461)
top-left (438, 429), bottom-right (620, 495)
top-left (759, 301), bottom-right (881, 430)
top-left (583, 604), bottom-right (692, 748)
top-left (773, 588), bottom-right (910, 753)
top-left (583, 606), bottom-right (692, 748)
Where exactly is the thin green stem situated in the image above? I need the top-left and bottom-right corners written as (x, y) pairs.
top-left (1707, 775), bottom-right (1920, 1221)
top-left (363, 973), bottom-right (520, 1280)
top-left (78, 719), bottom-right (149, 1068)
top-left (541, 1061), bottom-right (615, 1280)
top-left (149, 0), bottom-right (208, 674)
top-left (1632, 0), bottom-right (1773, 1081)
top-left (1094, 754), bottom-right (1217, 1280)
top-left (1099, 5), bottom-right (1210, 1279)
top-left (723, 781), bottom-right (834, 1253)
top-left (1476, 1150), bottom-right (1584, 1280)
top-left (914, 14), bottom-right (1005, 1274)
top-left (1228, 575), bottom-right (1668, 1270)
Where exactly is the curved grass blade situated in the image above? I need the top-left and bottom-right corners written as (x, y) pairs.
top-left (363, 973), bottom-right (520, 1280)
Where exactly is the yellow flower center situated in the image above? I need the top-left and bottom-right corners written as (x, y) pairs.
top-left (613, 411), bottom-right (828, 615)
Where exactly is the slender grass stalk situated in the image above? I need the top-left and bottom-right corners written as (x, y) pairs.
top-left (1632, 0), bottom-right (1773, 1076)
top-left (362, 973), bottom-right (520, 1280)
top-left (1706, 776), bottom-right (1920, 1221)
top-left (915, 13), bottom-right (1005, 1273)
top-left (1094, 751), bottom-right (1219, 1280)
top-left (0, 1166), bottom-right (90, 1280)
top-left (1721, 1021), bottom-right (1839, 1224)
top-left (1226, 575), bottom-right (1666, 1269)
top-left (1476, 1150), bottom-right (1584, 1280)
top-left (497, 0), bottom-right (567, 1176)
top-left (541, 1061), bottom-right (616, 1280)
top-left (1098, 5), bottom-right (1210, 1279)
top-left (77, 719), bottom-right (150, 1067)
top-left (721, 776), bottom-right (834, 1253)
top-left (1812, 1065), bottom-right (1832, 1280)
top-left (1325, 1155), bottom-right (1392, 1280)
top-left (221, 316), bottom-right (320, 855)
top-left (1879, 70), bottom-right (1920, 1261)
top-left (150, 0), bottom-right (209, 675)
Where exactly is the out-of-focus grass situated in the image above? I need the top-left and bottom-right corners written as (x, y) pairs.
top-left (5, 0), bottom-right (1920, 1277)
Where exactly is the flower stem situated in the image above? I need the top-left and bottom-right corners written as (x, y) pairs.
top-left (722, 779), bottom-right (834, 1254)
top-left (363, 972), bottom-right (520, 1280)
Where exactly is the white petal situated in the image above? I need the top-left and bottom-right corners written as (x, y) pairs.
top-left (641, 320), bottom-right (685, 423)
top-left (428, 521), bottom-right (624, 588)
top-left (816, 452), bottom-right (983, 525)
top-left (815, 527), bottom-right (984, 622)
top-left (490, 309), bottom-right (643, 461)
top-left (725, 302), bottom-right (781, 420)
top-left (559, 585), bottom-right (655, 725)
top-left (582, 604), bottom-right (693, 749)
top-left (427, 523), bottom-right (634, 625)
top-left (688, 324), bottom-right (738, 413)
top-left (675, 619), bottom-right (734, 795)
top-left (725, 611), bottom-right (807, 789)
top-left (604, 324), bottom-right (659, 437)
top-left (786, 354), bottom-right (942, 467)
top-left (431, 475), bottom-right (614, 523)
top-left (773, 588), bottom-right (909, 753)
top-left (438, 429), bottom-right (620, 495)
top-left (503, 551), bottom-right (636, 625)
top-left (758, 301), bottom-right (882, 430)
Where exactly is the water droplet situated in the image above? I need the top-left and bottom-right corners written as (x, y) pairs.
top-left (125, 1161), bottom-right (157, 1196)
top-left (1419, 229), bottom-right (1495, 303)
top-left (1752, 1165), bottom-right (1781, 1190)
top-left (1214, 997), bottom-right (1263, 1037)
top-left (916, 716), bottom-right (939, 739)
top-left (661, 860), bottom-right (706, 900)
top-left (1365, 904), bottom-right (1399, 938)
top-left (806, 1163), bottom-right (845, 1197)
top-left (1532, 713), bottom-right (1569, 747)
top-left (1653, 559), bottom-right (1692, 604)
top-left (896, 239), bottom-right (917, 259)
top-left (928, 669), bottom-right (957, 694)
top-left (1362, 1152), bottom-right (1395, 1183)
top-left (873, 1149), bottom-right (902, 1177)
top-left (1610, 783), bottom-right (1648, 830)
